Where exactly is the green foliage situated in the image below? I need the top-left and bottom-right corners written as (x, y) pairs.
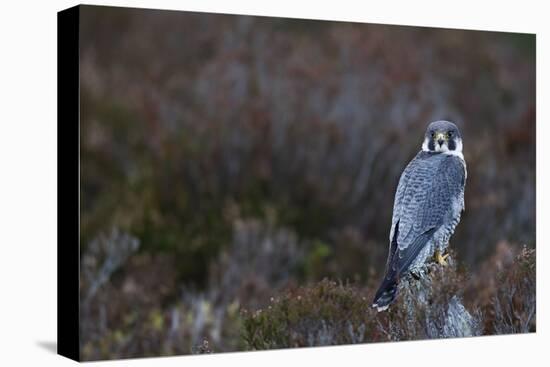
top-left (303, 240), bottom-right (332, 280)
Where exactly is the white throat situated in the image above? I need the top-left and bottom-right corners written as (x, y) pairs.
top-left (422, 137), bottom-right (464, 160)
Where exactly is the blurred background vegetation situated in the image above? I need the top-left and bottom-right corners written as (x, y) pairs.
top-left (78, 5), bottom-right (535, 360)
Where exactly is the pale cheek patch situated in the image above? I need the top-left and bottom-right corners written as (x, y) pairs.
top-left (421, 138), bottom-right (430, 152)
top-left (454, 138), bottom-right (463, 152)
top-left (443, 138), bottom-right (464, 159)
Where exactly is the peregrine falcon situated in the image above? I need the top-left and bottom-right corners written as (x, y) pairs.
top-left (372, 120), bottom-right (467, 312)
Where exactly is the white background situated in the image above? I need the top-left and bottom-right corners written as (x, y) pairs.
top-left (0, 0), bottom-right (547, 365)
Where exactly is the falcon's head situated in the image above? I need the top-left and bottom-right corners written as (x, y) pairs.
top-left (422, 120), bottom-right (463, 156)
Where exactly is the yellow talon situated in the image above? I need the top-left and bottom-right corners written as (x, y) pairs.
top-left (434, 249), bottom-right (450, 266)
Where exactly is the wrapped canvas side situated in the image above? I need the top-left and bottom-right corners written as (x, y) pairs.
top-left (57, 5), bottom-right (80, 362)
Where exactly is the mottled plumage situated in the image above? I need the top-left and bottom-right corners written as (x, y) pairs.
top-left (373, 121), bottom-right (467, 311)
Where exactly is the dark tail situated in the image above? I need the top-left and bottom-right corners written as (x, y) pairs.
top-left (372, 276), bottom-right (399, 312)
top-left (372, 226), bottom-right (438, 312)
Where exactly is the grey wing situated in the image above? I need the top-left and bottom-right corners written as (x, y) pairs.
top-left (385, 154), bottom-right (465, 278)
top-left (385, 157), bottom-right (417, 270)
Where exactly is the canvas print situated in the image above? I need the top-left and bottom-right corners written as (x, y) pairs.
top-left (70, 4), bottom-right (535, 361)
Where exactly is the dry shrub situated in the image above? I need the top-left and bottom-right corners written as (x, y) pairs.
top-left (492, 246), bottom-right (535, 334)
top-left (242, 258), bottom-right (488, 350)
top-left (80, 219), bottom-right (306, 360)
top-left (464, 243), bottom-right (535, 335)
top-left (242, 279), bottom-right (380, 349)
top-left (463, 240), bottom-right (516, 311)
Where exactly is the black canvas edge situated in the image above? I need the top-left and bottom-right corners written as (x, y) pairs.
top-left (57, 4), bottom-right (80, 362)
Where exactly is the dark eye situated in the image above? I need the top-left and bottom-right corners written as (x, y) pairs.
top-left (431, 132), bottom-right (435, 137)
top-left (447, 131), bottom-right (453, 138)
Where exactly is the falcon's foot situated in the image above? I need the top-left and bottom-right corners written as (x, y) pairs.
top-left (434, 249), bottom-right (450, 266)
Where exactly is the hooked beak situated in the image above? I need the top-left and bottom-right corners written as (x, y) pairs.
top-left (435, 132), bottom-right (447, 146)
